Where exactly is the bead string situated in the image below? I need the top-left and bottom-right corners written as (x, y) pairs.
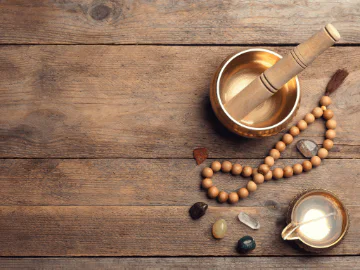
top-left (201, 96), bottom-right (336, 204)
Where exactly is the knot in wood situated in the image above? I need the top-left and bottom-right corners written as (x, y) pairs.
top-left (90, 4), bottom-right (111, 21)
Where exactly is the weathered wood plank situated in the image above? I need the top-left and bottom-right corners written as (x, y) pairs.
top-left (0, 1), bottom-right (359, 44)
top-left (1, 257), bottom-right (360, 269)
top-left (0, 205), bottom-right (358, 256)
top-left (0, 159), bottom-right (358, 207)
top-left (0, 46), bottom-right (359, 158)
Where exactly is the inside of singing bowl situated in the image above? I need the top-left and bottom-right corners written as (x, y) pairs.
top-left (219, 49), bottom-right (299, 128)
top-left (291, 190), bottom-right (348, 248)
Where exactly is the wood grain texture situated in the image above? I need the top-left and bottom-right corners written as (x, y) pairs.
top-left (0, 158), bottom-right (358, 256)
top-left (1, 0), bottom-right (359, 264)
top-left (0, 205), bottom-right (358, 256)
top-left (0, 0), bottom-right (359, 44)
top-left (0, 159), bottom-right (359, 207)
top-left (1, 46), bottom-right (359, 158)
top-left (1, 257), bottom-right (360, 269)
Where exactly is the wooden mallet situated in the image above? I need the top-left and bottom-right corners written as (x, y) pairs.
top-left (224, 24), bottom-right (341, 120)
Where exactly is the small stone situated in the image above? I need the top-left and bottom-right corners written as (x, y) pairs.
top-left (238, 212), bottom-right (260, 230)
top-left (237, 236), bottom-right (256, 253)
top-left (189, 202), bottom-right (208, 220)
top-left (296, 139), bottom-right (319, 158)
top-left (193, 148), bottom-right (208, 165)
top-left (212, 219), bottom-right (227, 239)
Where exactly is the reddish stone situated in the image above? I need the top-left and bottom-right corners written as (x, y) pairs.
top-left (193, 148), bottom-right (208, 165)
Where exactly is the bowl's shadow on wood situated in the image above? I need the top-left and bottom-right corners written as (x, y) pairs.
top-left (201, 94), bottom-right (275, 154)
top-left (202, 94), bottom-right (251, 142)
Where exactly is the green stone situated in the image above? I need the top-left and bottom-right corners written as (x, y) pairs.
top-left (237, 235), bottom-right (256, 253)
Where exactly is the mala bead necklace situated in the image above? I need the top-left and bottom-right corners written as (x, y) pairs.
top-left (202, 96), bottom-right (334, 204)
top-left (200, 69), bottom-right (348, 204)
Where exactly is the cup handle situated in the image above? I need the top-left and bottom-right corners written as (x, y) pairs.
top-left (281, 222), bottom-right (300, 240)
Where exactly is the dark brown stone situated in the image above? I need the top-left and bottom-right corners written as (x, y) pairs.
top-left (189, 202), bottom-right (208, 220)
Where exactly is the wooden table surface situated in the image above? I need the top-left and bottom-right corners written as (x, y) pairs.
top-left (0, 0), bottom-right (359, 268)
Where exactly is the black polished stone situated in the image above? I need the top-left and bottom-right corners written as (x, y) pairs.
top-left (189, 202), bottom-right (208, 220)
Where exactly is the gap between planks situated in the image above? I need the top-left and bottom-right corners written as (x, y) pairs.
top-left (0, 43), bottom-right (360, 47)
top-left (0, 157), bottom-right (359, 160)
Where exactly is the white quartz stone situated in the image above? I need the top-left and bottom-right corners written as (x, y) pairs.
top-left (238, 212), bottom-right (260, 230)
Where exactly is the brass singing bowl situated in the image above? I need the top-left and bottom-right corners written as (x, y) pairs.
top-left (210, 49), bottom-right (300, 138)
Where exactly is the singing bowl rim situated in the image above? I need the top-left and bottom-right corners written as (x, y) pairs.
top-left (216, 48), bottom-right (301, 131)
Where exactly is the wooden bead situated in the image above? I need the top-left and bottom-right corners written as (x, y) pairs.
top-left (293, 164), bottom-right (303, 175)
top-left (282, 134), bottom-right (293, 145)
top-left (202, 167), bottom-right (213, 178)
top-left (253, 173), bottom-right (265, 184)
top-left (326, 129), bottom-right (336, 139)
top-left (201, 178), bottom-right (213, 189)
top-left (312, 107), bottom-right (323, 118)
top-left (247, 181), bottom-right (257, 192)
top-left (269, 149), bottom-right (281, 160)
top-left (231, 164), bottom-right (242, 175)
top-left (323, 109), bottom-right (334, 120)
top-left (264, 156), bottom-right (275, 167)
top-left (320, 96), bottom-right (332, 106)
top-left (238, 188), bottom-right (249, 199)
top-left (228, 192), bottom-right (239, 204)
top-left (323, 139), bottom-right (334, 150)
top-left (258, 164), bottom-right (270, 175)
top-left (283, 166), bottom-right (293, 178)
top-left (208, 186), bottom-right (219, 198)
top-left (273, 168), bottom-right (284, 180)
top-left (297, 120), bottom-right (308, 131)
top-left (221, 161), bottom-right (232, 173)
top-left (326, 119), bottom-right (337, 129)
top-left (289, 126), bottom-right (300, 137)
top-left (318, 148), bottom-right (328, 159)
top-left (311, 156), bottom-right (321, 167)
top-left (211, 161), bottom-right (222, 172)
top-left (302, 160), bottom-right (312, 172)
top-left (217, 191), bottom-right (229, 203)
top-left (304, 113), bottom-right (315, 124)
top-left (264, 170), bottom-right (272, 181)
top-left (275, 141), bottom-right (286, 152)
top-left (252, 168), bottom-right (258, 177)
top-left (242, 166), bottom-right (253, 177)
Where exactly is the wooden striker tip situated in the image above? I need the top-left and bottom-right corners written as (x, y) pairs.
top-left (325, 24), bottom-right (341, 42)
